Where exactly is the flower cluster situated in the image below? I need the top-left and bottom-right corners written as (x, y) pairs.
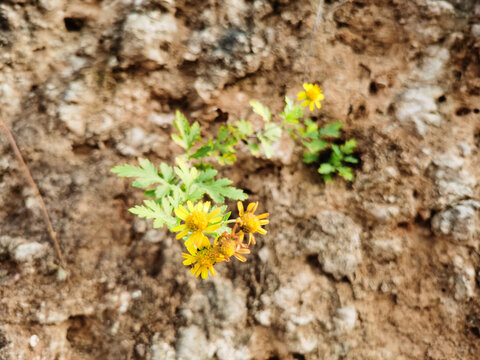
top-left (174, 201), bottom-right (269, 279)
top-left (172, 201), bottom-right (222, 249)
top-left (297, 83), bottom-right (325, 111)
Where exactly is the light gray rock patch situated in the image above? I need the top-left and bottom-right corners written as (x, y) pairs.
top-left (300, 211), bottom-right (362, 280)
top-left (431, 200), bottom-right (480, 242)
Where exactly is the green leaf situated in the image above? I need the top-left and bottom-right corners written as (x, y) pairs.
top-left (250, 100), bottom-right (271, 122)
top-left (302, 152), bottom-right (319, 164)
top-left (323, 174), bottom-right (333, 182)
top-left (144, 189), bottom-right (156, 198)
top-left (247, 142), bottom-right (261, 156)
top-left (111, 158), bottom-right (162, 188)
top-left (256, 122), bottom-right (282, 159)
top-left (257, 133), bottom-right (274, 159)
top-left (344, 155), bottom-right (359, 164)
top-left (217, 126), bottom-right (229, 142)
top-left (196, 168), bottom-right (217, 182)
top-left (235, 120), bottom-right (254, 138)
top-left (172, 111), bottom-right (201, 152)
top-left (263, 122), bottom-right (282, 142)
top-left (337, 166), bottom-right (355, 181)
top-left (318, 163), bottom-right (336, 174)
top-left (174, 158), bottom-right (199, 192)
top-left (190, 145), bottom-right (212, 159)
top-left (218, 152), bottom-right (236, 165)
top-left (331, 144), bottom-right (343, 158)
top-left (302, 139), bottom-right (328, 153)
top-left (340, 139), bottom-right (357, 155)
top-left (197, 177), bottom-right (247, 203)
top-left (159, 163), bottom-right (174, 182)
top-left (281, 96), bottom-right (303, 125)
top-left (129, 199), bottom-right (176, 229)
top-left (301, 119), bottom-right (319, 139)
top-left (319, 122), bottom-right (343, 138)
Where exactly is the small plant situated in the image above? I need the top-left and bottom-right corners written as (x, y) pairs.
top-left (254, 83), bottom-right (359, 181)
top-left (111, 83), bottom-right (357, 279)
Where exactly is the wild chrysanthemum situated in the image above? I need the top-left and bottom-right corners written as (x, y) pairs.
top-left (236, 201), bottom-right (269, 246)
top-left (173, 201), bottom-right (223, 249)
top-left (182, 243), bottom-right (224, 279)
top-left (297, 83), bottom-right (325, 111)
top-left (215, 232), bottom-right (251, 262)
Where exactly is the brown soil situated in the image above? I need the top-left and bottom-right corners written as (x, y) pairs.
top-left (1, 0), bottom-right (480, 359)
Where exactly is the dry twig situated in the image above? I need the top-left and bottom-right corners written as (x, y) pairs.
top-left (0, 118), bottom-right (67, 269)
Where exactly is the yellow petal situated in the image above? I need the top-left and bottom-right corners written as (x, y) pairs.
top-left (309, 102), bottom-right (314, 111)
top-left (183, 258), bottom-right (194, 265)
top-left (297, 92), bottom-right (307, 101)
top-left (319, 93), bottom-right (325, 100)
top-left (205, 223), bottom-right (221, 232)
top-left (257, 213), bottom-right (269, 219)
top-left (175, 230), bottom-right (189, 239)
top-left (201, 268), bottom-right (208, 279)
top-left (200, 236), bottom-right (211, 249)
top-left (187, 201), bottom-right (194, 212)
top-left (234, 254), bottom-right (247, 262)
top-left (209, 266), bottom-right (216, 277)
top-left (195, 202), bottom-right (203, 212)
top-left (175, 206), bottom-right (189, 220)
top-left (248, 233), bottom-right (256, 246)
top-left (208, 208), bottom-right (221, 220)
top-left (209, 216), bottom-right (223, 224)
top-left (246, 202), bottom-right (256, 212)
top-left (259, 220), bottom-right (269, 225)
top-left (303, 83), bottom-right (310, 90)
top-left (191, 264), bottom-right (199, 275)
top-left (237, 201), bottom-right (244, 216)
top-left (203, 201), bottom-right (211, 213)
top-left (185, 238), bottom-right (196, 253)
top-left (237, 231), bottom-right (245, 244)
top-left (258, 228), bottom-right (267, 235)
top-left (172, 224), bottom-right (186, 232)
top-left (191, 232), bottom-right (209, 248)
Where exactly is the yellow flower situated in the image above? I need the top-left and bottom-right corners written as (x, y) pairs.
top-left (173, 201), bottom-right (223, 249)
top-left (236, 201), bottom-right (269, 246)
top-left (182, 243), bottom-right (224, 279)
top-left (215, 232), bottom-right (251, 262)
top-left (297, 83), bottom-right (325, 111)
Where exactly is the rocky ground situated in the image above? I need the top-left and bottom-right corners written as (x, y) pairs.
top-left (1, 0), bottom-right (480, 359)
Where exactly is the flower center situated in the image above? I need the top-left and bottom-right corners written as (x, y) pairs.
top-left (197, 248), bottom-right (218, 266)
top-left (240, 213), bottom-right (260, 233)
top-left (218, 238), bottom-right (236, 258)
top-left (306, 87), bottom-right (320, 101)
top-left (186, 211), bottom-right (209, 232)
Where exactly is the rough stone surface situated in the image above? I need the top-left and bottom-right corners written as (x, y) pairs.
top-left (176, 326), bottom-right (210, 360)
top-left (299, 211), bottom-right (362, 280)
top-left (120, 12), bottom-right (179, 68)
top-left (431, 200), bottom-right (480, 243)
top-left (395, 87), bottom-right (443, 136)
top-left (1, 0), bottom-right (480, 359)
top-left (333, 306), bottom-right (358, 336)
top-left (13, 242), bottom-right (49, 263)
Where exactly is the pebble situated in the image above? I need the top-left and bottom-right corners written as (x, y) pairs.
top-left (13, 242), bottom-right (48, 263)
top-left (29, 334), bottom-right (39, 348)
top-left (333, 306), bottom-right (357, 335)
